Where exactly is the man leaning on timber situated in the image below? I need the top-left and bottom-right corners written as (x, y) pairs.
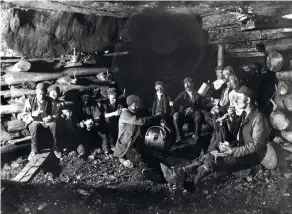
top-left (113, 94), bottom-right (164, 181)
top-left (161, 85), bottom-right (271, 187)
top-left (21, 83), bottom-right (62, 161)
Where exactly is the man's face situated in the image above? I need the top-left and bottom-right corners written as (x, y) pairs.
top-left (108, 94), bottom-right (117, 105)
top-left (82, 95), bottom-right (91, 106)
top-left (184, 81), bottom-right (193, 91)
top-left (229, 77), bottom-right (240, 90)
top-left (130, 102), bottom-right (140, 113)
top-left (155, 85), bottom-right (164, 93)
top-left (36, 89), bottom-right (45, 102)
top-left (236, 93), bottom-right (249, 109)
top-left (49, 90), bottom-right (59, 100)
top-left (216, 69), bottom-right (223, 80)
top-left (223, 69), bottom-right (231, 80)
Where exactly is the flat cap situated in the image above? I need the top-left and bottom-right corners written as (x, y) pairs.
top-left (237, 85), bottom-right (257, 100)
top-left (224, 66), bottom-right (234, 73)
top-left (36, 83), bottom-right (47, 92)
top-left (155, 81), bottom-right (164, 86)
top-left (183, 77), bottom-right (193, 84)
top-left (126, 94), bottom-right (141, 106)
top-left (48, 85), bottom-right (60, 94)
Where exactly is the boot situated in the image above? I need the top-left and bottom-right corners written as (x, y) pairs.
top-left (160, 163), bottom-right (185, 186)
top-left (194, 164), bottom-right (210, 184)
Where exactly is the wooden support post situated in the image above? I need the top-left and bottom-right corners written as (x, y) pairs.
top-left (217, 44), bottom-right (224, 67)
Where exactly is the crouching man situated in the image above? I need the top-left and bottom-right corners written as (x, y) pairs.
top-left (161, 85), bottom-right (272, 187)
top-left (21, 83), bottom-right (62, 161)
top-left (113, 95), bottom-right (163, 181)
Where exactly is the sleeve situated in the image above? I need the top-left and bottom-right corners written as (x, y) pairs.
top-left (231, 114), bottom-right (269, 158)
top-left (92, 105), bottom-right (103, 122)
top-left (120, 110), bottom-right (161, 126)
top-left (173, 92), bottom-right (183, 112)
top-left (21, 98), bottom-right (33, 124)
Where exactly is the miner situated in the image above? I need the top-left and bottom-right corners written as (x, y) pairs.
top-left (161, 85), bottom-right (271, 187)
top-left (76, 94), bottom-right (109, 158)
top-left (21, 83), bottom-right (62, 161)
top-left (172, 77), bottom-right (202, 144)
top-left (113, 94), bottom-right (164, 181)
top-left (101, 88), bottom-right (124, 150)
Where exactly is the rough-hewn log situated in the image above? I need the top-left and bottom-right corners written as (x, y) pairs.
top-left (241, 19), bottom-right (292, 31)
top-left (217, 44), bottom-right (224, 67)
top-left (274, 93), bottom-right (292, 111)
top-left (281, 131), bottom-right (292, 143)
top-left (266, 38), bottom-right (292, 53)
top-left (1, 125), bottom-right (11, 143)
top-left (1, 86), bottom-right (35, 98)
top-left (276, 70), bottom-right (292, 80)
top-left (0, 104), bottom-right (23, 115)
top-left (6, 119), bottom-right (26, 133)
top-left (9, 136), bottom-right (32, 145)
top-left (278, 81), bottom-right (292, 95)
top-left (268, 31), bottom-right (292, 40)
top-left (267, 52), bottom-right (284, 72)
top-left (48, 84), bottom-right (101, 94)
top-left (270, 109), bottom-right (292, 131)
top-left (1, 67), bottom-right (118, 86)
top-left (0, 57), bottom-right (71, 63)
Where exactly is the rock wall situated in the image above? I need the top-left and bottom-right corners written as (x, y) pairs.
top-left (0, 8), bottom-right (126, 57)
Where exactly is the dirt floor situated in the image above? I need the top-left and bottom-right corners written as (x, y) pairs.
top-left (1, 139), bottom-right (292, 214)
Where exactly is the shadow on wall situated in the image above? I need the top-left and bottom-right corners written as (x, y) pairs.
top-left (113, 8), bottom-right (215, 108)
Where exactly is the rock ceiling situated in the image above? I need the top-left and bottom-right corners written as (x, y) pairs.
top-left (2, 1), bottom-right (292, 18)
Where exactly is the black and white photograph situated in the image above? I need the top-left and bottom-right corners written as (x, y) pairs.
top-left (1, 1), bottom-right (292, 213)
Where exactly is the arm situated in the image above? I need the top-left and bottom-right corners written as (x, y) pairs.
top-left (173, 92), bottom-right (184, 112)
top-left (21, 99), bottom-right (34, 124)
top-left (120, 110), bottom-right (161, 126)
top-left (231, 114), bottom-right (269, 158)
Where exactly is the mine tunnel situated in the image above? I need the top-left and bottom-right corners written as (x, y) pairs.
top-left (1, 1), bottom-right (292, 214)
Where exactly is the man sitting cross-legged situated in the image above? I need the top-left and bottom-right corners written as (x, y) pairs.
top-left (161, 85), bottom-right (272, 188)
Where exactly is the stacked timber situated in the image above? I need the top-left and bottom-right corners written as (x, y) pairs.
top-left (1, 64), bottom-right (120, 157)
top-left (268, 35), bottom-right (292, 154)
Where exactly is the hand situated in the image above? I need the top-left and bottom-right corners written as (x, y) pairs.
top-left (79, 121), bottom-right (85, 128)
top-left (222, 146), bottom-right (233, 155)
top-left (227, 106), bottom-right (236, 118)
top-left (169, 101), bottom-right (174, 107)
top-left (32, 110), bottom-right (42, 117)
top-left (43, 116), bottom-right (52, 123)
top-left (219, 141), bottom-right (230, 152)
top-left (62, 109), bottom-right (72, 118)
top-left (115, 109), bottom-right (122, 116)
top-left (185, 107), bottom-right (193, 115)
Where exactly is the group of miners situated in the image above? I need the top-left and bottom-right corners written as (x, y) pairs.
top-left (19, 65), bottom-right (272, 188)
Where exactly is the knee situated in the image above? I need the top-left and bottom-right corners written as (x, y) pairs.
top-left (29, 122), bottom-right (41, 132)
top-left (48, 122), bottom-right (57, 129)
top-left (173, 112), bottom-right (179, 121)
top-left (193, 112), bottom-right (202, 122)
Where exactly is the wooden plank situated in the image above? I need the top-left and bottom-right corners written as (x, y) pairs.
top-left (226, 51), bottom-right (265, 58)
top-left (13, 151), bottom-right (51, 183)
top-left (0, 57), bottom-right (71, 63)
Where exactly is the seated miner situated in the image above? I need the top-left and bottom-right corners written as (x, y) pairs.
top-left (101, 88), bottom-right (124, 150)
top-left (48, 85), bottom-right (74, 144)
top-left (76, 94), bottom-right (109, 158)
top-left (21, 83), bottom-right (62, 161)
top-left (48, 85), bottom-right (72, 120)
top-left (210, 66), bottom-right (235, 115)
top-left (113, 94), bottom-right (164, 181)
top-left (151, 81), bottom-right (173, 127)
top-left (173, 77), bottom-right (202, 144)
top-left (160, 85), bottom-right (271, 187)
